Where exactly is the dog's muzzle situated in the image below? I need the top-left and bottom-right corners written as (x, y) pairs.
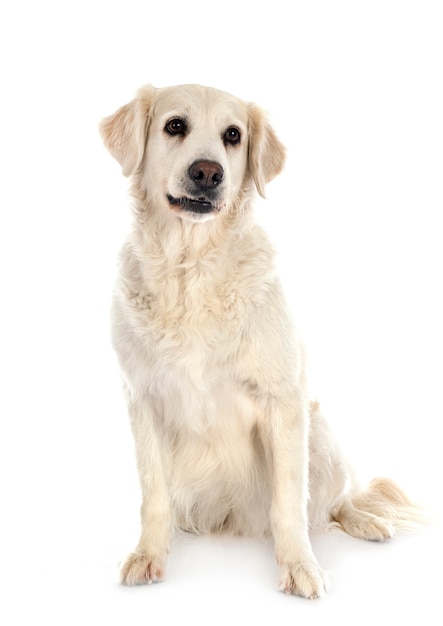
top-left (168, 160), bottom-right (225, 215)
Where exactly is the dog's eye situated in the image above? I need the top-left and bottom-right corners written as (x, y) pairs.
top-left (224, 127), bottom-right (241, 145)
top-left (165, 118), bottom-right (187, 136)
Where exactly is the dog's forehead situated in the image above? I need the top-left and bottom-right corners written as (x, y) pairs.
top-left (153, 84), bottom-right (248, 126)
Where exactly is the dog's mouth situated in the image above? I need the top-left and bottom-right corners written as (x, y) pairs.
top-left (167, 194), bottom-right (218, 214)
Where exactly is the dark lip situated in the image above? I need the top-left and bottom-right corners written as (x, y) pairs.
top-left (167, 194), bottom-right (216, 214)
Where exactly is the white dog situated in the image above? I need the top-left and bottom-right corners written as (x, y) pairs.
top-left (100, 83), bottom-right (420, 598)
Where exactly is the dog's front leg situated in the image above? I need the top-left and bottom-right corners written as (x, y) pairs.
top-left (266, 395), bottom-right (327, 599)
top-left (120, 398), bottom-right (171, 586)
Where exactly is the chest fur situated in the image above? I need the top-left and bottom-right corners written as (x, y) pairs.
top-left (113, 225), bottom-right (279, 413)
top-left (127, 244), bottom-right (250, 344)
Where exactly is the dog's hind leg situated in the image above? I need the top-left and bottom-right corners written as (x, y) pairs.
top-left (307, 402), bottom-right (424, 541)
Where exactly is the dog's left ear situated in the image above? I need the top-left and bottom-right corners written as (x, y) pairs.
top-left (99, 84), bottom-right (156, 177)
top-left (247, 104), bottom-right (286, 198)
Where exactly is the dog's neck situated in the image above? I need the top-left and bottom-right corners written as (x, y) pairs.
top-left (130, 177), bottom-right (252, 265)
top-left (122, 178), bottom-right (257, 314)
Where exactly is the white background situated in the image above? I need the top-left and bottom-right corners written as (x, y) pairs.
top-left (1, 1), bottom-right (442, 623)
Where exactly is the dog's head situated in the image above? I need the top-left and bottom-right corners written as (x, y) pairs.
top-left (100, 84), bottom-right (286, 222)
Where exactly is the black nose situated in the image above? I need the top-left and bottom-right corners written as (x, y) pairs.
top-left (189, 160), bottom-right (224, 190)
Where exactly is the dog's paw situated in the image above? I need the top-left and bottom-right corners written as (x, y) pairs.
top-left (120, 552), bottom-right (165, 586)
top-left (278, 560), bottom-right (328, 599)
top-left (359, 517), bottom-right (394, 541)
top-left (334, 511), bottom-right (395, 542)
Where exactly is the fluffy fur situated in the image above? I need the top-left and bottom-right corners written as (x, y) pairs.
top-left (100, 83), bottom-right (422, 599)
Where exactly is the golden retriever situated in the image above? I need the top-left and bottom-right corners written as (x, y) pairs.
top-left (100, 83), bottom-right (421, 599)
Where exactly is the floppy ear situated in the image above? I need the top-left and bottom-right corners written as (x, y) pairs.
top-left (99, 84), bottom-right (156, 177)
top-left (247, 104), bottom-right (286, 198)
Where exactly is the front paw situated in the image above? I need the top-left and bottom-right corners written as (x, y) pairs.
top-left (279, 560), bottom-right (328, 599)
top-left (120, 552), bottom-right (165, 586)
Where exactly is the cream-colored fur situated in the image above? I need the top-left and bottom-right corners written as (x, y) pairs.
top-left (100, 83), bottom-right (421, 599)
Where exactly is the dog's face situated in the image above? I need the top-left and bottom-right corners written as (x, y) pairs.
top-left (100, 84), bottom-right (286, 223)
top-left (146, 85), bottom-right (250, 222)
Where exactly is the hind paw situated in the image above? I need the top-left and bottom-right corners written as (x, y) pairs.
top-left (333, 509), bottom-right (394, 541)
top-left (359, 516), bottom-right (394, 541)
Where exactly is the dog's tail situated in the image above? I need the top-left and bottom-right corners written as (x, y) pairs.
top-left (330, 477), bottom-right (427, 541)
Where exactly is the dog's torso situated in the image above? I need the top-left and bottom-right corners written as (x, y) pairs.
top-left (111, 216), bottom-right (302, 535)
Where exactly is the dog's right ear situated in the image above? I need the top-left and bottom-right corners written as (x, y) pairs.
top-left (99, 85), bottom-right (156, 177)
